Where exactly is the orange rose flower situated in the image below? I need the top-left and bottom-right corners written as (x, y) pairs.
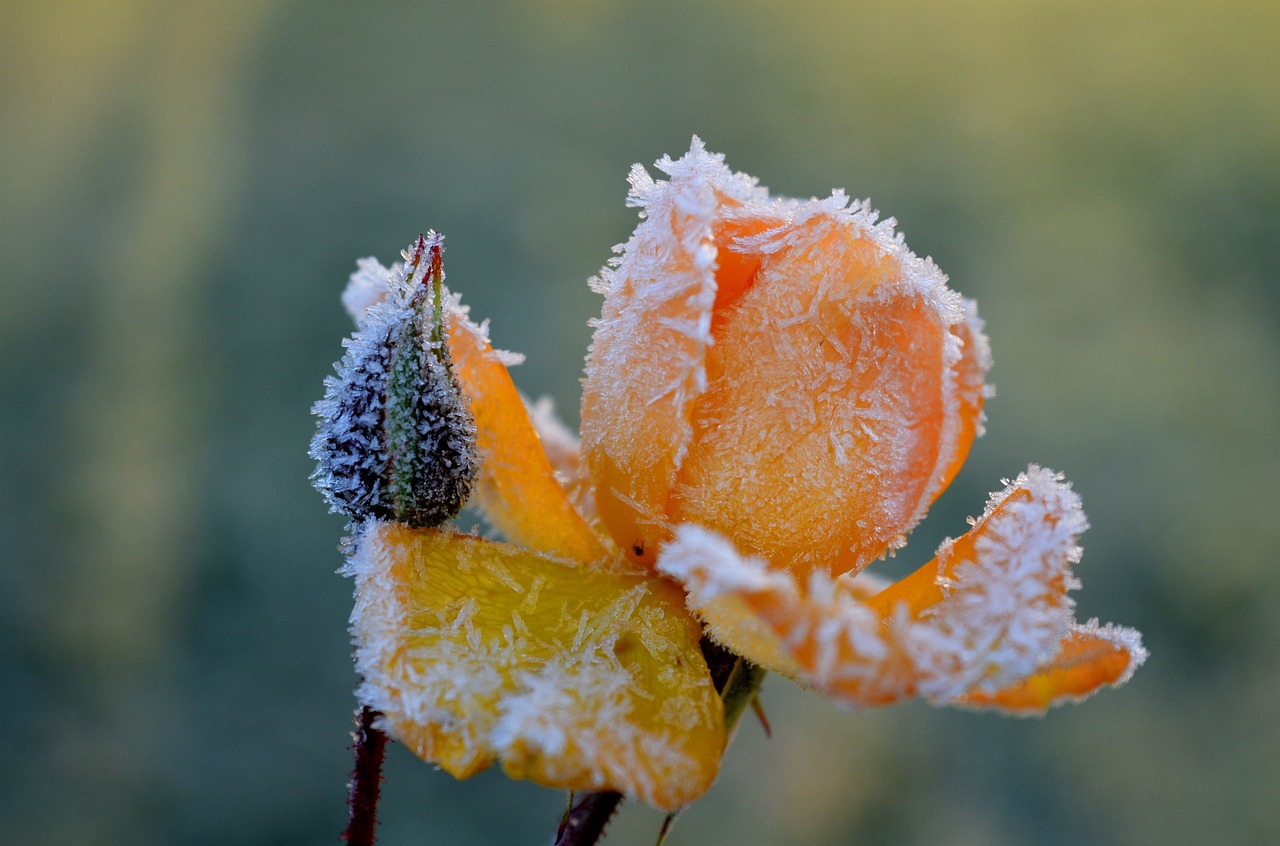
top-left (318, 140), bottom-right (1146, 812)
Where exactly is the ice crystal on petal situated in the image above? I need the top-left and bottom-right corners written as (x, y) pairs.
top-left (956, 618), bottom-right (1148, 714)
top-left (581, 138), bottom-right (774, 565)
top-left (902, 466), bottom-right (1086, 700)
top-left (1075, 618), bottom-right (1149, 683)
top-left (669, 201), bottom-right (966, 575)
top-left (654, 524), bottom-right (813, 679)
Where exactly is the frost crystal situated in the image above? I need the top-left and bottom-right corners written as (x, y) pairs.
top-left (311, 233), bottom-right (479, 527)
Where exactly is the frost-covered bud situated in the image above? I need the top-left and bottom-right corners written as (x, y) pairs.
top-left (581, 140), bottom-right (993, 576)
top-left (311, 233), bottom-right (478, 527)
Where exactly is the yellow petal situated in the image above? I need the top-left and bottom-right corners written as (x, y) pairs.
top-left (955, 621), bottom-right (1147, 714)
top-left (347, 522), bottom-right (725, 811)
top-left (670, 201), bottom-right (964, 578)
top-left (447, 310), bottom-right (608, 565)
top-left (581, 139), bottom-right (776, 566)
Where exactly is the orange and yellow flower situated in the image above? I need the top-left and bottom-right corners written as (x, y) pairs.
top-left (325, 140), bottom-right (1146, 811)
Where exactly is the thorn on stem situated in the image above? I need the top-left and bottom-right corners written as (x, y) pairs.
top-left (655, 807), bottom-right (685, 846)
top-left (750, 695), bottom-right (772, 737)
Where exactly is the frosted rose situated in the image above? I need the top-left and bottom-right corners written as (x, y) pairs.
top-left (320, 140), bottom-right (1146, 813)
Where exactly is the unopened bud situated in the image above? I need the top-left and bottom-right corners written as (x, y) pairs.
top-left (311, 233), bottom-right (479, 527)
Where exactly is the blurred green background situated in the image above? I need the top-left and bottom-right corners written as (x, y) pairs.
top-left (3, 0), bottom-right (1277, 844)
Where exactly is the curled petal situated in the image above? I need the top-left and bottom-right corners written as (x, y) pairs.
top-left (956, 620), bottom-right (1147, 714)
top-left (347, 522), bottom-right (725, 811)
top-left (930, 297), bottom-right (994, 505)
top-left (669, 198), bottom-right (965, 578)
top-left (865, 465), bottom-right (1087, 701)
top-left (447, 310), bottom-right (609, 565)
top-left (660, 467), bottom-right (1137, 709)
top-left (581, 138), bottom-right (775, 566)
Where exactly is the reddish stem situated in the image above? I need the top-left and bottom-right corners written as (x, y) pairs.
top-left (554, 791), bottom-right (624, 846)
top-left (343, 705), bottom-right (389, 846)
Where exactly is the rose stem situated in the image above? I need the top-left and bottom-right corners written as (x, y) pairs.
top-left (343, 705), bottom-right (388, 846)
top-left (553, 790), bottom-right (625, 846)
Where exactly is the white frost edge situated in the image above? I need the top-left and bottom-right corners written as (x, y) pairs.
top-left (903, 465), bottom-right (1087, 701)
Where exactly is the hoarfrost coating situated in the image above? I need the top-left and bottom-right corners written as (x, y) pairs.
top-left (313, 139), bottom-right (1147, 812)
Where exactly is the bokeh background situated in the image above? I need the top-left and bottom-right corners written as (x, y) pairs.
top-left (3, 1), bottom-right (1278, 844)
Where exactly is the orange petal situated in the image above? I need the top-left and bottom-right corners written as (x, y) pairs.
top-left (956, 621), bottom-right (1147, 713)
top-left (930, 297), bottom-right (993, 504)
top-left (581, 139), bottom-right (776, 567)
top-left (670, 200), bottom-right (964, 578)
top-left (447, 309), bottom-right (608, 565)
top-left (864, 466), bottom-right (1090, 701)
top-left (661, 467), bottom-right (1139, 709)
top-left (658, 523), bottom-right (908, 705)
top-left (524, 395), bottom-right (598, 527)
top-left (836, 569), bottom-right (894, 601)
top-left (347, 522), bottom-right (725, 811)
top-left (656, 525), bottom-right (808, 680)
top-left (861, 465), bottom-right (1084, 618)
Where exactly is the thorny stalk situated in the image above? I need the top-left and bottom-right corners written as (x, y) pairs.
top-left (554, 791), bottom-right (626, 846)
top-left (343, 705), bottom-right (389, 846)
